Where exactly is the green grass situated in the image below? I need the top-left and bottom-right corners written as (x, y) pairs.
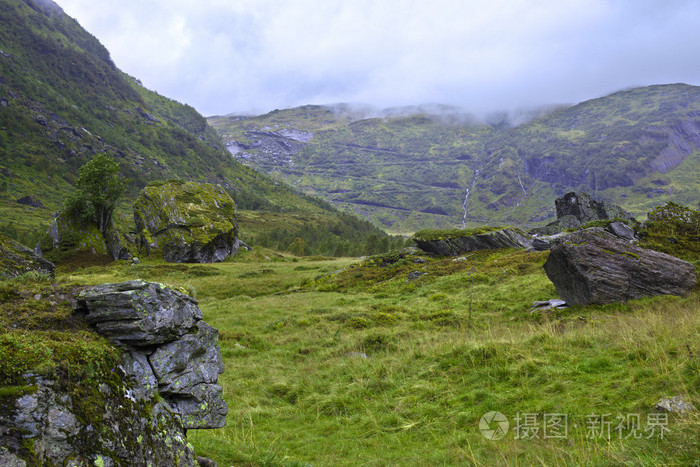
top-left (57, 247), bottom-right (700, 465)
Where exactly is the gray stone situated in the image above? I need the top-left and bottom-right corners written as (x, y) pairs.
top-left (414, 228), bottom-right (533, 256)
top-left (119, 350), bottom-right (159, 401)
top-left (196, 456), bottom-right (218, 467)
top-left (530, 299), bottom-right (568, 312)
top-left (75, 280), bottom-right (202, 345)
top-left (407, 271), bottom-right (428, 281)
top-left (0, 448), bottom-right (26, 467)
top-left (557, 215), bottom-right (582, 230)
top-left (544, 228), bottom-right (696, 305)
top-left (533, 191), bottom-right (636, 235)
top-left (654, 395), bottom-right (697, 414)
top-left (149, 322), bottom-right (224, 395)
top-left (74, 279), bottom-right (228, 432)
top-left (37, 210), bottom-right (117, 261)
top-left (555, 191), bottom-right (634, 224)
top-left (531, 237), bottom-right (551, 251)
top-left (605, 221), bottom-right (636, 241)
top-left (170, 383), bottom-right (228, 429)
top-left (46, 408), bottom-right (79, 440)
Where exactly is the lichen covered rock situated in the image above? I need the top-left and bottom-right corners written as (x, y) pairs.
top-left (134, 180), bottom-right (239, 263)
top-left (413, 227), bottom-right (533, 256)
top-left (0, 233), bottom-right (55, 278)
top-left (76, 279), bottom-right (203, 345)
top-left (543, 228), bottom-right (696, 305)
top-left (74, 280), bottom-right (228, 429)
top-left (0, 373), bottom-right (199, 466)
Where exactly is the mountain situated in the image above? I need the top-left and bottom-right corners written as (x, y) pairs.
top-left (0, 0), bottom-right (393, 254)
top-left (209, 85), bottom-right (700, 233)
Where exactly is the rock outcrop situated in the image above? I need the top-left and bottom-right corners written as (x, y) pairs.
top-left (533, 191), bottom-right (635, 235)
top-left (0, 233), bottom-right (55, 278)
top-left (16, 195), bottom-right (44, 208)
top-left (134, 180), bottom-right (239, 263)
top-left (413, 228), bottom-right (533, 256)
top-left (1, 280), bottom-right (225, 466)
top-left (74, 280), bottom-right (228, 429)
top-left (37, 210), bottom-right (130, 262)
top-left (555, 191), bottom-right (634, 223)
top-left (543, 228), bottom-right (696, 305)
top-left (1, 373), bottom-right (200, 466)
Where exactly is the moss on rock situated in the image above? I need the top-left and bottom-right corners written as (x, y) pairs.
top-left (134, 181), bottom-right (239, 263)
top-left (37, 210), bottom-right (112, 264)
top-left (0, 234), bottom-right (55, 279)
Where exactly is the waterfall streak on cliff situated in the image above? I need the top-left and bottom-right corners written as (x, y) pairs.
top-left (517, 172), bottom-right (527, 195)
top-left (461, 169), bottom-right (479, 228)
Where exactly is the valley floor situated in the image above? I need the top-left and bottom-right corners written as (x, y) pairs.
top-left (62, 247), bottom-right (700, 466)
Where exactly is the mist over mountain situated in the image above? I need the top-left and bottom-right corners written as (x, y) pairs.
top-left (209, 85), bottom-right (700, 233)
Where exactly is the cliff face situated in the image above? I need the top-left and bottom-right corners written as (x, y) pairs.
top-left (0, 280), bottom-right (226, 466)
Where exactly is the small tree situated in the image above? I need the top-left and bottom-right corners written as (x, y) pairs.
top-left (288, 237), bottom-right (307, 256)
top-left (68, 153), bottom-right (128, 234)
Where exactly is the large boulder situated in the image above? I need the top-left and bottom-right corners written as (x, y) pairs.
top-left (555, 191), bottom-right (634, 223)
top-left (413, 227), bottom-right (533, 256)
top-left (543, 228), bottom-right (696, 305)
top-left (74, 280), bottom-right (228, 429)
top-left (532, 191), bottom-right (635, 235)
top-left (0, 234), bottom-right (55, 278)
top-left (134, 180), bottom-right (239, 263)
top-left (76, 280), bottom-right (202, 345)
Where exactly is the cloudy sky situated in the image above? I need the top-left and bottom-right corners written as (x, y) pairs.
top-left (56, 0), bottom-right (700, 117)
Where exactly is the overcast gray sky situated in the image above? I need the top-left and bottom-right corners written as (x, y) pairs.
top-left (55, 0), bottom-right (700, 117)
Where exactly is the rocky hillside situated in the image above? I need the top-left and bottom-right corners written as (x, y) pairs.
top-left (209, 85), bottom-right (700, 233)
top-left (0, 0), bottom-right (390, 254)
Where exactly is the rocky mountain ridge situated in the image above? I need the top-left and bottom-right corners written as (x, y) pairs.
top-left (209, 85), bottom-right (700, 233)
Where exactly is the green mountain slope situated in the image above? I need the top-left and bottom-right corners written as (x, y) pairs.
top-left (0, 0), bottom-right (391, 254)
top-left (210, 85), bottom-right (700, 233)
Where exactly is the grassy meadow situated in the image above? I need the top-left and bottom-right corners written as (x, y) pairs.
top-left (60, 245), bottom-right (700, 466)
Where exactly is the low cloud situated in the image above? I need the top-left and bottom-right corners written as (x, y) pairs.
top-left (57, 0), bottom-right (700, 116)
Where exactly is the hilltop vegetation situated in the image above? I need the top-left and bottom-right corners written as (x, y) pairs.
top-left (0, 0), bottom-right (394, 256)
top-left (210, 85), bottom-right (700, 233)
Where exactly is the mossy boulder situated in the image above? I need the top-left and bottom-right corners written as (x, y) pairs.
top-left (37, 210), bottom-right (130, 263)
top-left (134, 180), bottom-right (239, 263)
top-left (0, 234), bottom-right (55, 278)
